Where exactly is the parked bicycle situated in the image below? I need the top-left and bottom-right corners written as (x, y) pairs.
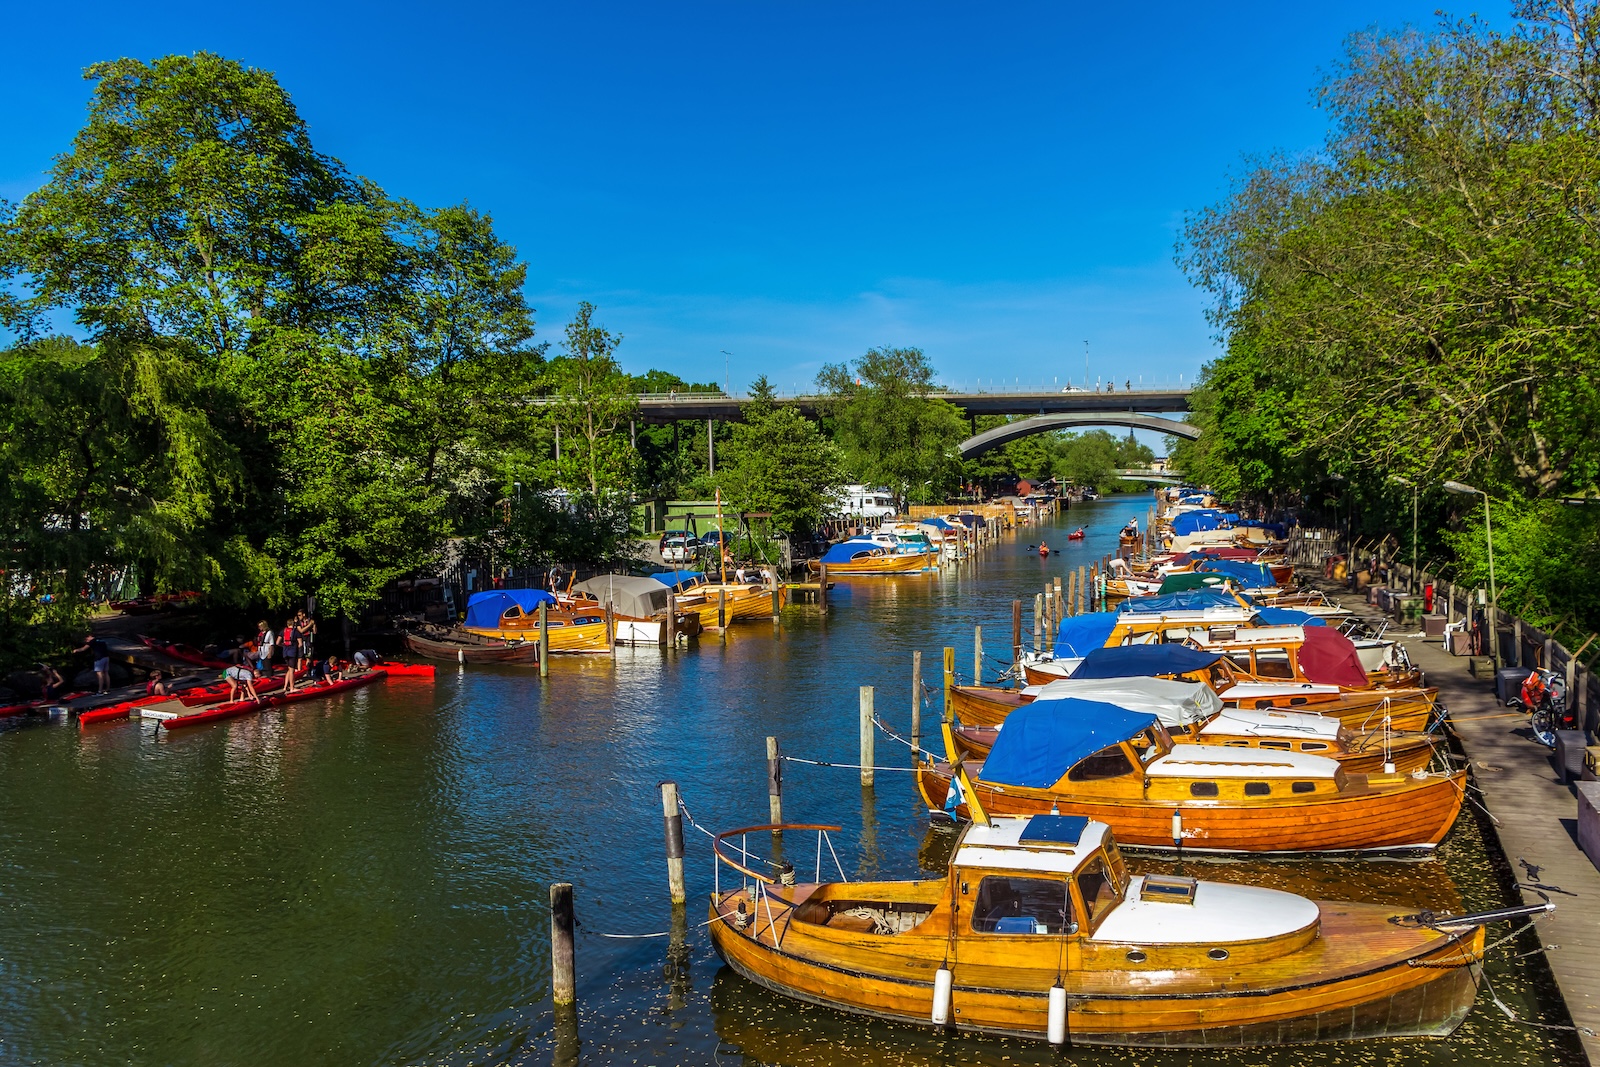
top-left (1511, 667), bottom-right (1573, 748)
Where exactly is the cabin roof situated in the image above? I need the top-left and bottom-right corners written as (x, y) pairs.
top-left (1189, 625), bottom-right (1307, 647)
top-left (1219, 681), bottom-right (1341, 699)
top-left (1200, 708), bottom-right (1343, 740)
top-left (954, 816), bottom-right (1109, 875)
top-left (1146, 746), bottom-right (1340, 778)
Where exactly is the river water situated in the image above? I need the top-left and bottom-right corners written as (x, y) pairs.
top-left (0, 499), bottom-right (1583, 1066)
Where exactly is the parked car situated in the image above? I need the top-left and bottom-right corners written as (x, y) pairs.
top-left (661, 534), bottom-right (699, 565)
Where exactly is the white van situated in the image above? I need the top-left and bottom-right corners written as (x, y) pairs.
top-left (832, 485), bottom-right (896, 521)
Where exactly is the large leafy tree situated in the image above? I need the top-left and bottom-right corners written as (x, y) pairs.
top-left (548, 302), bottom-right (638, 495)
top-left (717, 376), bottom-right (845, 538)
top-left (816, 346), bottom-right (966, 509)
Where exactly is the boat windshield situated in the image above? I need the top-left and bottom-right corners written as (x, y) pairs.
top-left (1076, 855), bottom-right (1122, 930)
top-left (970, 875), bottom-right (1074, 935)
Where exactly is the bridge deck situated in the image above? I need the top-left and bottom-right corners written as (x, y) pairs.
top-left (529, 388), bottom-right (1192, 423)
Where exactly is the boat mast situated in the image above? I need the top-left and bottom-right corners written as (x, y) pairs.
top-left (716, 488), bottom-right (727, 584)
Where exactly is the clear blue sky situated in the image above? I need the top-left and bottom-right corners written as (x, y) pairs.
top-left (1, 1), bottom-right (1504, 393)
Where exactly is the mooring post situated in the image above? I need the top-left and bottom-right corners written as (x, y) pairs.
top-left (1033, 593), bottom-right (1043, 652)
top-left (1077, 566), bottom-right (1087, 615)
top-left (910, 650), bottom-right (923, 757)
top-left (1054, 575), bottom-right (1063, 620)
top-left (1011, 599), bottom-right (1022, 665)
top-left (770, 569), bottom-right (781, 621)
top-left (859, 686), bottom-right (875, 787)
top-left (818, 563), bottom-right (829, 613)
top-left (538, 601), bottom-right (550, 678)
top-left (1066, 571), bottom-right (1076, 618)
top-left (665, 594), bottom-right (677, 647)
top-left (973, 625), bottom-right (983, 686)
top-left (550, 882), bottom-right (576, 1005)
top-left (1090, 564), bottom-right (1099, 612)
top-left (661, 782), bottom-right (686, 904)
top-left (766, 736), bottom-right (783, 827)
top-left (943, 647), bottom-right (954, 721)
top-left (718, 588), bottom-right (728, 633)
top-left (604, 603), bottom-right (615, 648)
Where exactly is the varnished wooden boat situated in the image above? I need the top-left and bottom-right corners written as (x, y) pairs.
top-left (462, 606), bottom-right (612, 653)
top-left (708, 809), bottom-right (1508, 1046)
top-left (403, 628), bottom-right (538, 663)
top-left (807, 545), bottom-right (938, 575)
top-left (917, 708), bottom-right (1464, 853)
top-left (671, 582), bottom-right (783, 628)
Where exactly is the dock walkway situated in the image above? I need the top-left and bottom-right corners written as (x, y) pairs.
top-left (1332, 587), bottom-right (1600, 1063)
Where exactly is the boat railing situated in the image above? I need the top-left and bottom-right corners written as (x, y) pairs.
top-left (712, 823), bottom-right (850, 949)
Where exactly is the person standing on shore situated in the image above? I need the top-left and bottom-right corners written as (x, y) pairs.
top-left (255, 620), bottom-right (276, 671)
top-left (295, 611), bottom-right (317, 665)
top-left (72, 632), bottom-right (111, 694)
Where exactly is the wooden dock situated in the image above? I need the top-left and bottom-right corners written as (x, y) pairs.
top-left (1333, 587), bottom-right (1600, 1063)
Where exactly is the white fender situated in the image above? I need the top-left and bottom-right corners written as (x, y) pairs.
top-left (931, 967), bottom-right (953, 1025)
top-left (1047, 984), bottom-right (1068, 1045)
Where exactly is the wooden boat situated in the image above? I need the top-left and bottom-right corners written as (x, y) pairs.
top-left (808, 539), bottom-right (938, 576)
top-left (463, 606), bottom-right (612, 653)
top-left (670, 581), bottom-right (782, 628)
top-left (157, 669), bottom-right (387, 730)
top-left (404, 628), bottom-right (539, 663)
top-left (707, 807), bottom-right (1522, 1046)
top-left (916, 707), bottom-right (1464, 853)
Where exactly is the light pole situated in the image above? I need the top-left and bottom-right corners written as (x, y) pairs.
top-left (1443, 480), bottom-right (1496, 667)
top-left (1389, 476), bottom-right (1418, 592)
top-left (721, 350), bottom-right (731, 395)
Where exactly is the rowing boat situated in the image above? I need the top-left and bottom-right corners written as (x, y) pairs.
top-left (404, 628), bottom-right (539, 663)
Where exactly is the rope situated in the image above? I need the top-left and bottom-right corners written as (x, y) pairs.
top-left (779, 755), bottom-right (921, 773)
top-left (872, 714), bottom-right (937, 760)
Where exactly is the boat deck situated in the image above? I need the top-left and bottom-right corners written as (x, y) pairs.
top-left (1326, 582), bottom-right (1600, 1064)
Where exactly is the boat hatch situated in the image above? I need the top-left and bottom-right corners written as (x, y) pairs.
top-left (1140, 874), bottom-right (1198, 905)
top-left (1018, 814), bottom-right (1090, 846)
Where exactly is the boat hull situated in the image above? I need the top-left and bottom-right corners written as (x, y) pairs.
top-left (404, 630), bottom-right (538, 663)
top-left (915, 764), bottom-right (1464, 852)
top-left (811, 552), bottom-right (938, 575)
top-left (709, 894), bottom-right (1482, 1047)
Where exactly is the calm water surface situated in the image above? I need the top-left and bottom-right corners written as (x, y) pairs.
top-left (0, 500), bottom-right (1583, 1066)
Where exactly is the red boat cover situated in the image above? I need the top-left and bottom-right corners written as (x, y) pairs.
top-left (1298, 626), bottom-right (1368, 688)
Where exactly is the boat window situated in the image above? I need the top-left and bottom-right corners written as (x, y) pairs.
top-left (1076, 857), bottom-right (1121, 929)
top-left (1190, 781), bottom-right (1219, 797)
top-left (1244, 782), bottom-right (1271, 796)
top-left (1067, 744), bottom-right (1135, 781)
top-left (1292, 781), bottom-right (1317, 794)
top-left (970, 876), bottom-right (1074, 935)
top-left (1103, 840), bottom-right (1130, 894)
top-left (1301, 742), bottom-right (1329, 752)
top-left (1259, 741), bottom-right (1291, 750)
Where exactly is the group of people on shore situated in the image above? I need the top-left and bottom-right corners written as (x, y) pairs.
top-left (223, 611), bottom-right (339, 703)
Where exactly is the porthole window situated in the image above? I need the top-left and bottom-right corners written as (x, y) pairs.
top-left (1207, 948), bottom-right (1230, 961)
top-left (1243, 782), bottom-right (1270, 796)
top-left (1190, 782), bottom-right (1219, 797)
top-left (1126, 949), bottom-right (1148, 963)
top-left (1291, 781), bottom-right (1316, 794)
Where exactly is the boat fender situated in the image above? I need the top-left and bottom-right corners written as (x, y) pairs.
top-left (931, 967), bottom-right (953, 1025)
top-left (1047, 984), bottom-right (1068, 1045)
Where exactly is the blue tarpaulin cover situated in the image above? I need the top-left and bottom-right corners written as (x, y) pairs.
top-left (464, 589), bottom-right (556, 629)
top-left (820, 539), bottom-right (885, 563)
top-left (981, 699), bottom-right (1158, 788)
top-left (1171, 509), bottom-right (1230, 536)
top-left (1054, 612), bottom-right (1118, 657)
top-left (1253, 606), bottom-right (1328, 627)
top-left (1118, 590), bottom-right (1240, 614)
top-left (921, 517), bottom-right (954, 530)
top-left (650, 570), bottom-right (705, 590)
top-left (1195, 558), bottom-right (1277, 588)
top-left (1070, 645), bottom-right (1228, 679)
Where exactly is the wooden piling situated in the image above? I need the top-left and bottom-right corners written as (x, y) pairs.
top-left (661, 782), bottom-right (686, 904)
top-left (538, 601), bottom-right (550, 678)
top-left (973, 625), bottom-right (983, 685)
top-left (1077, 565), bottom-right (1086, 615)
top-left (1066, 570), bottom-right (1076, 618)
top-left (550, 882), bottom-right (576, 1005)
top-left (818, 563), bottom-right (829, 613)
top-left (943, 647), bottom-right (954, 721)
top-left (766, 737), bottom-right (783, 826)
top-left (604, 603), bottom-right (614, 648)
top-left (910, 650), bottom-right (923, 757)
top-left (859, 686), bottom-right (875, 787)
top-left (1033, 593), bottom-right (1043, 652)
top-left (1011, 599), bottom-right (1022, 664)
top-left (718, 588), bottom-right (728, 632)
top-left (665, 594), bottom-right (677, 646)
top-left (1054, 576), bottom-right (1063, 621)
top-left (770, 570), bottom-right (781, 621)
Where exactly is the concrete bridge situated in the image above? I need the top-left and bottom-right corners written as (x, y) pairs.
top-left (958, 411), bottom-right (1199, 458)
top-left (1113, 468), bottom-right (1184, 483)
top-left (533, 386), bottom-right (1193, 423)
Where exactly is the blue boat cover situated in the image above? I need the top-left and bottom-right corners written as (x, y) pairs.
top-left (1170, 509), bottom-right (1230, 536)
top-left (1054, 612), bottom-right (1118, 657)
top-left (1118, 590), bottom-right (1240, 614)
top-left (464, 588), bottom-right (556, 629)
top-left (921, 517), bottom-right (954, 530)
top-left (1195, 558), bottom-right (1277, 588)
top-left (1253, 606), bottom-right (1328, 627)
top-left (1070, 644), bottom-right (1228, 679)
top-left (650, 570), bottom-right (705, 590)
top-left (820, 539), bottom-right (885, 563)
top-left (981, 699), bottom-right (1158, 788)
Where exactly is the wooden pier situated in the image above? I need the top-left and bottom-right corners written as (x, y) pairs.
top-left (1333, 586), bottom-right (1600, 1063)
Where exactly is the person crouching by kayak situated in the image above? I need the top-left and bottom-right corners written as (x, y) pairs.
top-left (38, 662), bottom-right (64, 701)
top-left (146, 670), bottom-right (170, 696)
top-left (280, 619), bottom-right (300, 693)
top-left (224, 662), bottom-right (261, 704)
top-left (351, 649), bottom-right (380, 672)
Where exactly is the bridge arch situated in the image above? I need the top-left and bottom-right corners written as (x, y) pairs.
top-left (959, 412), bottom-right (1198, 459)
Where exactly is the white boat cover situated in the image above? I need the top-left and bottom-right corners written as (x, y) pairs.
top-left (1030, 677), bottom-right (1223, 729)
top-left (1200, 707), bottom-right (1342, 740)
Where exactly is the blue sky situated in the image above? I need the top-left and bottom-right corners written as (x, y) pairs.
top-left (1, 1), bottom-right (1504, 393)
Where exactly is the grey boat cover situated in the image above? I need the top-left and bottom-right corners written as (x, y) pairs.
top-left (1029, 677), bottom-right (1223, 729)
top-left (573, 574), bottom-right (672, 618)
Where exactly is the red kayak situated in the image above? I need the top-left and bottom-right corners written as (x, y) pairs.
top-left (137, 635), bottom-right (230, 670)
top-left (1067, 527), bottom-right (1086, 540)
top-left (161, 669), bottom-right (387, 731)
top-left (381, 663), bottom-right (435, 678)
top-left (78, 693), bottom-right (174, 727)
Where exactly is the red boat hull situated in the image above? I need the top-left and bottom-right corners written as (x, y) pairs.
top-left (161, 670), bottom-right (387, 730)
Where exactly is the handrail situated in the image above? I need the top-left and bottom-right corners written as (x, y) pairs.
top-left (712, 823), bottom-right (842, 884)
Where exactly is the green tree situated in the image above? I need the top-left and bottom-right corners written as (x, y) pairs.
top-left (718, 376), bottom-right (845, 538)
top-left (816, 347), bottom-right (966, 509)
top-left (548, 302), bottom-right (638, 495)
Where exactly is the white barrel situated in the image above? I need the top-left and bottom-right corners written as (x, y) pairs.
top-left (931, 967), bottom-right (953, 1025)
top-left (1047, 984), bottom-right (1068, 1045)
top-left (1171, 809), bottom-right (1182, 843)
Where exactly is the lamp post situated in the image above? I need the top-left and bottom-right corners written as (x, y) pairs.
top-left (1443, 480), bottom-right (1496, 667)
top-left (1389, 476), bottom-right (1418, 592)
